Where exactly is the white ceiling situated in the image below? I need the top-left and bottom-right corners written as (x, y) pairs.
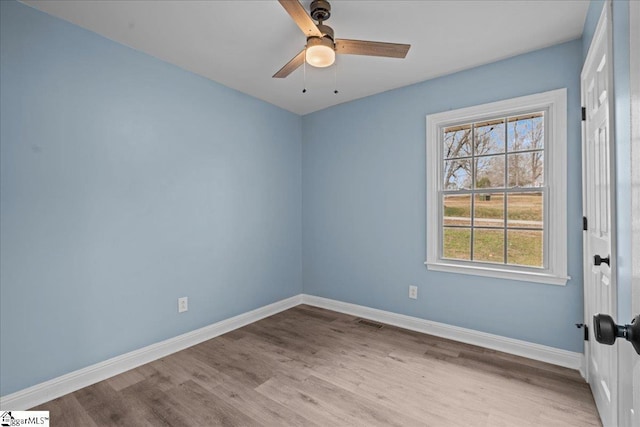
top-left (23, 0), bottom-right (589, 115)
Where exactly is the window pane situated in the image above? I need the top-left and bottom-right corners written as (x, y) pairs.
top-left (473, 229), bottom-right (505, 263)
top-left (507, 152), bottom-right (544, 187)
top-left (444, 158), bottom-right (472, 190)
top-left (444, 124), bottom-right (472, 159)
top-left (507, 192), bottom-right (543, 228)
top-left (474, 119), bottom-right (505, 156)
top-left (473, 193), bottom-right (504, 227)
top-left (444, 194), bottom-right (471, 226)
top-left (475, 155), bottom-right (504, 189)
top-left (443, 228), bottom-right (471, 260)
top-left (507, 230), bottom-right (543, 267)
top-left (507, 113), bottom-right (544, 152)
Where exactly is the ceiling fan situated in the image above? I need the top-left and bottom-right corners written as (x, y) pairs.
top-left (273, 0), bottom-right (411, 78)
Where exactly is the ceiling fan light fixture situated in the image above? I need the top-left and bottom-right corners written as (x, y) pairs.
top-left (305, 37), bottom-right (335, 68)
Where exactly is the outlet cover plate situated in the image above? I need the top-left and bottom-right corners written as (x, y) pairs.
top-left (178, 297), bottom-right (188, 313)
top-left (409, 285), bottom-right (418, 299)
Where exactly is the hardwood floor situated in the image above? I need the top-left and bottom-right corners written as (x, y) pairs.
top-left (33, 305), bottom-right (601, 426)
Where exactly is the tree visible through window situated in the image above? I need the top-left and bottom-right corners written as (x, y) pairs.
top-left (441, 113), bottom-right (545, 267)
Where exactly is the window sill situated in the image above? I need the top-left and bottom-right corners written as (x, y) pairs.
top-left (424, 261), bottom-right (570, 286)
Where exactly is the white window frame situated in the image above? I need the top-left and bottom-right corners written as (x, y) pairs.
top-left (425, 89), bottom-right (570, 286)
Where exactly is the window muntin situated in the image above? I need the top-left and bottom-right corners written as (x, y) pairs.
top-left (441, 112), bottom-right (545, 268)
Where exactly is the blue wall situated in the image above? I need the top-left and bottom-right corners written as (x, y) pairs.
top-left (0, 1), bottom-right (302, 396)
top-left (302, 39), bottom-right (585, 352)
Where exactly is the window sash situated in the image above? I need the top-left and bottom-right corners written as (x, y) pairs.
top-left (439, 110), bottom-right (548, 270)
top-left (439, 187), bottom-right (547, 268)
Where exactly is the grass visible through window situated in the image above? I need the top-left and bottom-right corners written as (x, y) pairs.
top-left (443, 193), bottom-right (543, 267)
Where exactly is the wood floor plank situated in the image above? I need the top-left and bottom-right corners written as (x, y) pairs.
top-left (163, 380), bottom-right (258, 426)
top-left (120, 379), bottom-right (190, 426)
top-left (106, 369), bottom-right (146, 392)
top-left (74, 381), bottom-right (165, 426)
top-left (306, 350), bottom-right (490, 426)
top-left (150, 351), bottom-right (225, 388)
top-left (32, 394), bottom-right (98, 427)
top-left (385, 347), bottom-right (594, 423)
top-left (31, 306), bottom-right (601, 426)
top-left (197, 368), bottom-right (319, 426)
top-left (255, 376), bottom-right (357, 425)
top-left (280, 374), bottom-right (428, 426)
top-left (186, 337), bottom-right (290, 388)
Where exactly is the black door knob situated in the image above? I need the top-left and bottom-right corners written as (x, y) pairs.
top-left (593, 313), bottom-right (640, 355)
top-left (594, 254), bottom-right (610, 266)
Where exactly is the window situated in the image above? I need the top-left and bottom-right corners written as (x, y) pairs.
top-left (426, 89), bottom-right (569, 285)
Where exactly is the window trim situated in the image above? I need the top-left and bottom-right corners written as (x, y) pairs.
top-left (425, 89), bottom-right (570, 286)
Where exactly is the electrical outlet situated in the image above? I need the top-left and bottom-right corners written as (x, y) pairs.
top-left (409, 285), bottom-right (418, 300)
top-left (178, 297), bottom-right (188, 313)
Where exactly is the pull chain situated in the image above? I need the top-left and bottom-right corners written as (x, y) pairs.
top-left (302, 49), bottom-right (307, 94)
top-left (334, 59), bottom-right (338, 94)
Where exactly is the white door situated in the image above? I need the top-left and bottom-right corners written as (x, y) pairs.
top-left (627, 1), bottom-right (640, 425)
top-left (581, 2), bottom-right (617, 426)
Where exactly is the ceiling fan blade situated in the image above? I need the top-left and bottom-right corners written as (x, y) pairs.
top-left (278, 0), bottom-right (323, 38)
top-left (273, 50), bottom-right (306, 78)
top-left (335, 39), bottom-right (411, 58)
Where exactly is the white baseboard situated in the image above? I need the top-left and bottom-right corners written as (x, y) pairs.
top-left (2, 292), bottom-right (586, 410)
top-left (301, 294), bottom-right (584, 373)
top-left (0, 294), bottom-right (302, 411)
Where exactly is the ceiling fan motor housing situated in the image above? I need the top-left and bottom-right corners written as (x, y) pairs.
top-left (316, 24), bottom-right (334, 41)
top-left (310, 0), bottom-right (331, 22)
